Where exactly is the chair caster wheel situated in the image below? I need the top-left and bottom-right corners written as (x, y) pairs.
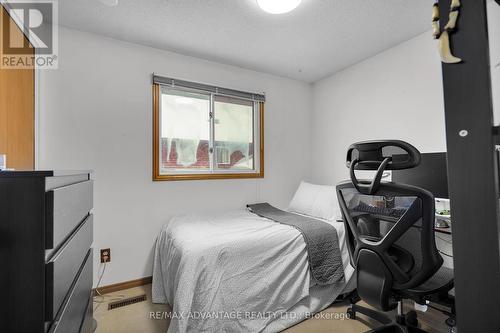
top-left (347, 307), bottom-right (356, 320)
top-left (446, 317), bottom-right (457, 333)
top-left (405, 310), bottom-right (419, 327)
top-left (446, 317), bottom-right (456, 327)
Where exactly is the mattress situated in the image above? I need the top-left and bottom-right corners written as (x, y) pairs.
top-left (152, 209), bottom-right (355, 333)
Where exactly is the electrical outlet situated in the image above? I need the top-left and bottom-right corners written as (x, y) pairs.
top-left (100, 248), bottom-right (111, 263)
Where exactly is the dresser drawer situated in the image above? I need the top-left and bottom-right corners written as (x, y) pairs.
top-left (46, 215), bottom-right (93, 320)
top-left (46, 180), bottom-right (93, 249)
top-left (49, 249), bottom-right (93, 333)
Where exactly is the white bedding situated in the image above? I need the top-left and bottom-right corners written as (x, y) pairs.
top-left (152, 209), bottom-right (355, 333)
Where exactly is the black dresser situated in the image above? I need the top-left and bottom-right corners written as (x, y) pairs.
top-left (0, 171), bottom-right (94, 333)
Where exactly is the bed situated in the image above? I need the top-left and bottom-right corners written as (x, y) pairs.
top-left (152, 182), bottom-right (355, 333)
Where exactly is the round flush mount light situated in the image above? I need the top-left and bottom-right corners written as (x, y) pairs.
top-left (98, 0), bottom-right (119, 6)
top-left (257, 0), bottom-right (302, 14)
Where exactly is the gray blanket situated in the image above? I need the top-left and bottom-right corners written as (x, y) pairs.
top-left (247, 203), bottom-right (344, 285)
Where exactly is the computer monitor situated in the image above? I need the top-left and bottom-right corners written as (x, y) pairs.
top-left (392, 152), bottom-right (449, 199)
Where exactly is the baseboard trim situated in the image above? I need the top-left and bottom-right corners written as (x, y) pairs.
top-left (94, 276), bottom-right (152, 295)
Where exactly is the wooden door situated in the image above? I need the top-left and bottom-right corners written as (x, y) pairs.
top-left (0, 6), bottom-right (35, 170)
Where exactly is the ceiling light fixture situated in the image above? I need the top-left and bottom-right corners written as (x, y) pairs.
top-left (257, 0), bottom-right (302, 14)
top-left (98, 0), bottom-right (119, 6)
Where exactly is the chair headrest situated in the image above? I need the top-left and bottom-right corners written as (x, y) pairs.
top-left (346, 140), bottom-right (421, 171)
top-left (346, 140), bottom-right (421, 195)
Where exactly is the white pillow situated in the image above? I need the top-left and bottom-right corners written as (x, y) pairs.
top-left (288, 181), bottom-right (342, 221)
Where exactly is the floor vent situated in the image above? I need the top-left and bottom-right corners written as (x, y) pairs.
top-left (108, 294), bottom-right (147, 310)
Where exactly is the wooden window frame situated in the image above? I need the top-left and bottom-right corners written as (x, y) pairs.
top-left (152, 84), bottom-right (264, 181)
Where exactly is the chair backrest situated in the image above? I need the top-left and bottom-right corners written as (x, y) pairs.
top-left (336, 140), bottom-right (443, 311)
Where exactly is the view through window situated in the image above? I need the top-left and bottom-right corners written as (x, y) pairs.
top-left (153, 81), bottom-right (264, 181)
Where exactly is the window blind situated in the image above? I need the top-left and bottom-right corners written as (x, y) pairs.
top-left (153, 74), bottom-right (266, 102)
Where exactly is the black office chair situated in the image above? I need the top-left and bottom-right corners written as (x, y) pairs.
top-left (336, 140), bottom-right (454, 333)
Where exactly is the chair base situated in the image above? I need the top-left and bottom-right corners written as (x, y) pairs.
top-left (365, 324), bottom-right (428, 333)
top-left (348, 304), bottom-right (429, 333)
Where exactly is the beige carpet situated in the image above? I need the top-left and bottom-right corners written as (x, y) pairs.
top-left (94, 284), bottom-right (448, 333)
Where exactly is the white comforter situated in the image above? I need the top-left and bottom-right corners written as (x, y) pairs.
top-left (152, 209), bottom-right (355, 333)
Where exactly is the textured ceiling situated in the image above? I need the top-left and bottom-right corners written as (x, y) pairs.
top-left (59, 0), bottom-right (433, 82)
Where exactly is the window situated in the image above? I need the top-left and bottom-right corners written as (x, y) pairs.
top-left (153, 76), bottom-right (264, 181)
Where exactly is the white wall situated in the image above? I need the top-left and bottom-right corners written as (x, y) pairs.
top-left (38, 27), bottom-right (312, 286)
top-left (311, 32), bottom-right (447, 185)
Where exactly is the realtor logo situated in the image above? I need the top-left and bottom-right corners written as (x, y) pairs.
top-left (0, 0), bottom-right (58, 69)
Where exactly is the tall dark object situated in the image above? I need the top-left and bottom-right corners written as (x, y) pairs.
top-left (438, 0), bottom-right (500, 332)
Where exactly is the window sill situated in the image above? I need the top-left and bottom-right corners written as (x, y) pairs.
top-left (153, 172), bottom-right (264, 181)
